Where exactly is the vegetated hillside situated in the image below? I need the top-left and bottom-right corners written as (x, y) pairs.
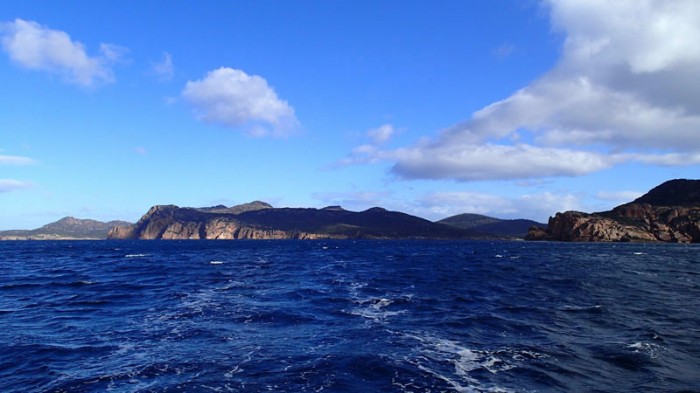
top-left (195, 201), bottom-right (273, 214)
top-left (526, 179), bottom-right (700, 243)
top-left (630, 179), bottom-right (700, 207)
top-left (438, 213), bottom-right (545, 238)
top-left (109, 203), bottom-right (494, 240)
top-left (0, 217), bottom-right (132, 240)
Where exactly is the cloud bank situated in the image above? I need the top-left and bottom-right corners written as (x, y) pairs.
top-left (0, 154), bottom-right (35, 165)
top-left (152, 52), bottom-right (174, 81)
top-left (182, 67), bottom-right (298, 137)
top-left (312, 188), bottom-right (582, 222)
top-left (415, 191), bottom-right (581, 221)
top-left (0, 179), bottom-right (33, 193)
top-left (0, 19), bottom-right (125, 87)
top-left (0, 153), bottom-right (35, 193)
top-left (348, 0), bottom-right (700, 181)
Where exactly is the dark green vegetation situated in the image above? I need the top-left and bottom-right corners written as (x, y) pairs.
top-left (110, 204), bottom-right (499, 240)
top-left (0, 217), bottom-right (131, 240)
top-left (630, 179), bottom-right (700, 207)
top-left (438, 213), bottom-right (545, 238)
top-left (235, 206), bottom-right (488, 239)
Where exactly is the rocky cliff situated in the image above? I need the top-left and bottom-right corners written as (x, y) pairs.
top-left (109, 202), bottom-right (487, 240)
top-left (526, 179), bottom-right (700, 243)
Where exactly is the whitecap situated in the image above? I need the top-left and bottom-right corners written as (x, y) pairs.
top-left (125, 253), bottom-right (149, 258)
top-left (626, 341), bottom-right (664, 358)
top-left (399, 332), bottom-right (538, 392)
top-left (209, 261), bottom-right (224, 265)
top-left (561, 304), bottom-right (604, 312)
top-left (348, 297), bottom-right (408, 321)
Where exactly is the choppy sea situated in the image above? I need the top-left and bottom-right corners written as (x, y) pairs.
top-left (1, 240), bottom-right (698, 392)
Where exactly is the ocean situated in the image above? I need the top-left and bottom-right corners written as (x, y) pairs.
top-left (0, 240), bottom-right (698, 392)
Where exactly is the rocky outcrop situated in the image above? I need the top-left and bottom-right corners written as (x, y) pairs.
top-left (109, 201), bottom-right (487, 240)
top-left (526, 209), bottom-right (656, 242)
top-left (526, 179), bottom-right (700, 243)
top-left (106, 204), bottom-right (312, 240)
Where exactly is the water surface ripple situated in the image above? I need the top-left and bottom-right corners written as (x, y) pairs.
top-left (1, 240), bottom-right (698, 392)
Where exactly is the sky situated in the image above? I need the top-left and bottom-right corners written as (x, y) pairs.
top-left (1, 0), bottom-right (699, 229)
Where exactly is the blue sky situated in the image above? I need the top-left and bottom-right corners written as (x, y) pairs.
top-left (1, 0), bottom-right (699, 229)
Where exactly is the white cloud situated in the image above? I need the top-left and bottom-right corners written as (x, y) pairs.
top-left (596, 190), bottom-right (643, 203)
top-left (417, 190), bottom-right (582, 222)
top-left (493, 43), bottom-right (515, 59)
top-left (0, 19), bottom-right (124, 87)
top-left (133, 147), bottom-right (148, 155)
top-left (0, 154), bottom-right (35, 165)
top-left (620, 152), bottom-right (700, 166)
top-left (333, 124), bottom-right (399, 168)
top-left (390, 143), bottom-right (612, 181)
top-left (99, 43), bottom-right (129, 63)
top-left (367, 124), bottom-right (395, 144)
top-left (417, 191), bottom-right (516, 218)
top-left (312, 188), bottom-right (580, 222)
top-left (312, 191), bottom-right (391, 211)
top-left (515, 192), bottom-right (582, 219)
top-left (182, 67), bottom-right (298, 137)
top-left (344, 1), bottom-right (700, 181)
top-left (152, 52), bottom-right (174, 81)
top-left (0, 179), bottom-right (33, 193)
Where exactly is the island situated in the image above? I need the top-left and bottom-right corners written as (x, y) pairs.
top-left (107, 202), bottom-right (493, 240)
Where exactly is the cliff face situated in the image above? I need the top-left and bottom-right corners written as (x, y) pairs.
top-left (526, 179), bottom-right (700, 243)
top-left (108, 202), bottom-right (483, 240)
top-left (108, 205), bottom-right (329, 240)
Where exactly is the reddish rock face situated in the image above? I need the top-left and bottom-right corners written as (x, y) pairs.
top-left (527, 179), bottom-right (700, 243)
top-left (526, 204), bottom-right (700, 243)
top-left (107, 204), bottom-right (328, 240)
top-left (107, 201), bottom-right (480, 241)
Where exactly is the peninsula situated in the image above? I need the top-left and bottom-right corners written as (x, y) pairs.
top-left (108, 202), bottom-right (491, 240)
top-left (526, 179), bottom-right (700, 243)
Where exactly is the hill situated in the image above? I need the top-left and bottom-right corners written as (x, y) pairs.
top-left (526, 179), bottom-right (700, 243)
top-left (438, 213), bottom-right (545, 238)
top-left (0, 217), bottom-right (132, 240)
top-left (108, 203), bottom-right (493, 240)
top-left (631, 179), bottom-right (700, 206)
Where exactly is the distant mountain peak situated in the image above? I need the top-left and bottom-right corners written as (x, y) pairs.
top-left (1, 216), bottom-right (132, 240)
top-left (438, 213), bottom-right (545, 239)
top-left (195, 201), bottom-right (273, 215)
top-left (321, 205), bottom-right (346, 211)
top-left (227, 201), bottom-right (273, 214)
top-left (109, 203), bottom-right (494, 240)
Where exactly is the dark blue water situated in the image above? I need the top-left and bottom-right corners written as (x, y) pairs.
top-left (1, 240), bottom-right (699, 392)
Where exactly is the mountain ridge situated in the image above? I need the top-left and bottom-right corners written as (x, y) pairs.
top-left (0, 217), bottom-right (132, 240)
top-left (438, 213), bottom-right (545, 238)
top-left (108, 203), bottom-right (496, 240)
